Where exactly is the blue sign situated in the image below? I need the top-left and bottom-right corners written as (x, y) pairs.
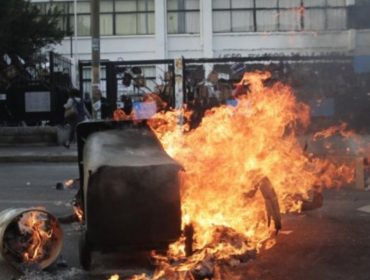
top-left (226, 99), bottom-right (238, 107)
top-left (354, 56), bottom-right (370, 73)
top-left (132, 102), bottom-right (157, 119)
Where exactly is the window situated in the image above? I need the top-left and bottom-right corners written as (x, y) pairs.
top-left (304, 9), bottom-right (325, 31)
top-left (279, 9), bottom-right (301, 31)
top-left (77, 15), bottom-right (91, 36)
top-left (257, 10), bottom-right (278, 32)
top-left (81, 66), bottom-right (108, 98)
top-left (101, 1), bottom-right (114, 13)
top-left (327, 0), bottom-right (346, 6)
top-left (47, 2), bottom-right (69, 13)
top-left (100, 1), bottom-right (114, 35)
top-left (279, 0), bottom-right (301, 8)
top-left (212, 0), bottom-right (348, 33)
top-left (32, 0), bottom-right (154, 37)
top-left (116, 14), bottom-right (137, 35)
top-left (327, 8), bottom-right (347, 30)
top-left (101, 14), bottom-right (113, 35)
top-left (33, 2), bottom-right (72, 34)
top-left (69, 2), bottom-right (92, 36)
top-left (56, 15), bottom-right (69, 32)
top-left (303, 0), bottom-right (326, 7)
top-left (213, 0), bottom-right (254, 33)
top-left (302, 0), bottom-right (347, 31)
top-left (167, 0), bottom-right (200, 34)
top-left (115, 0), bottom-right (137, 12)
top-left (256, 0), bottom-right (277, 8)
top-left (115, 0), bottom-right (155, 35)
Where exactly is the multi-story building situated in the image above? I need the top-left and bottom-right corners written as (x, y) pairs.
top-left (1, 0), bottom-right (369, 127)
top-left (30, 0), bottom-right (369, 61)
top-left (28, 0), bottom-right (370, 113)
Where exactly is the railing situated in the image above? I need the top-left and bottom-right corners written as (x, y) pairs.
top-left (0, 52), bottom-right (73, 126)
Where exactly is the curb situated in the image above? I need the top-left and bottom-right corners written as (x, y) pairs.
top-left (0, 126), bottom-right (58, 146)
top-left (0, 155), bottom-right (78, 163)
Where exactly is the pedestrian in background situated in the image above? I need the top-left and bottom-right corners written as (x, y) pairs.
top-left (83, 92), bottom-right (92, 115)
top-left (99, 89), bottom-right (113, 119)
top-left (63, 88), bottom-right (91, 148)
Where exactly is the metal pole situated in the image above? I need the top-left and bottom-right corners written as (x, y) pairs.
top-left (91, 0), bottom-right (101, 120)
top-left (74, 0), bottom-right (79, 88)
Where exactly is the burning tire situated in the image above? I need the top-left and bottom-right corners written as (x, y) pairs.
top-left (0, 208), bottom-right (63, 272)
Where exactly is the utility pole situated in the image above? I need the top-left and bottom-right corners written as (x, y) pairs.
top-left (91, 0), bottom-right (101, 119)
top-left (73, 0), bottom-right (79, 88)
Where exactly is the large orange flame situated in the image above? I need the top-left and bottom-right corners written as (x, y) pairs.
top-left (19, 211), bottom-right (53, 263)
top-left (108, 71), bottom-right (355, 279)
top-left (152, 72), bottom-right (352, 270)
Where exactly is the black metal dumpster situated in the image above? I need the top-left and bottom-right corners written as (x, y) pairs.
top-left (76, 120), bottom-right (183, 270)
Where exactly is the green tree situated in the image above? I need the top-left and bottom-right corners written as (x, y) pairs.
top-left (0, 0), bottom-right (70, 64)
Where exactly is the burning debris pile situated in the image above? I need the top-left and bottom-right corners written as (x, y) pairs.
top-left (0, 208), bottom-right (63, 272)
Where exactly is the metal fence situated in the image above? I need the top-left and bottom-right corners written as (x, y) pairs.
top-left (0, 52), bottom-right (73, 126)
top-left (77, 55), bottom-right (370, 131)
top-left (78, 59), bottom-right (176, 114)
top-left (181, 55), bottom-right (370, 131)
top-left (3, 54), bottom-right (368, 131)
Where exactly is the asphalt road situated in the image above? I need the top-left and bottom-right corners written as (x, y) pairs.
top-left (1, 163), bottom-right (370, 280)
top-left (0, 163), bottom-right (155, 280)
top-left (0, 163), bottom-right (82, 279)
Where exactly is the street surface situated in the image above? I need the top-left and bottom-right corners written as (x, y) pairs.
top-left (0, 163), bottom-right (370, 280)
top-left (0, 163), bottom-right (155, 280)
top-left (0, 163), bottom-right (82, 279)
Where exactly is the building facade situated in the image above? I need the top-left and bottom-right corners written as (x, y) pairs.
top-left (0, 0), bottom-right (368, 126)
top-left (30, 0), bottom-right (370, 62)
top-left (28, 0), bottom-right (370, 107)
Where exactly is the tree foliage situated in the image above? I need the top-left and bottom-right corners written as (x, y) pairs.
top-left (0, 0), bottom-right (71, 63)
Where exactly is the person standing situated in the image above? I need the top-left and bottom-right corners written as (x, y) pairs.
top-left (83, 92), bottom-right (93, 115)
top-left (63, 88), bottom-right (91, 148)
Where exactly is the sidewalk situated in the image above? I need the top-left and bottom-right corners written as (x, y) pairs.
top-left (0, 144), bottom-right (78, 163)
top-left (1, 133), bottom-right (370, 164)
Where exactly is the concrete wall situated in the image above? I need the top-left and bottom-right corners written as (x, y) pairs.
top-left (53, 27), bottom-right (367, 63)
top-left (53, 35), bottom-right (157, 62)
top-left (0, 127), bottom-right (58, 146)
top-left (356, 30), bottom-right (370, 55)
top-left (213, 31), bottom-right (355, 57)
